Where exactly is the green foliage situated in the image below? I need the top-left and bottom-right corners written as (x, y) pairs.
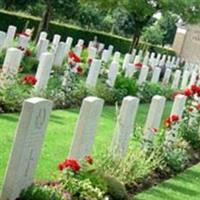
top-left (114, 75), bottom-right (138, 96)
top-left (104, 176), bottom-right (128, 200)
top-left (0, 76), bottom-right (31, 112)
top-left (137, 82), bottom-right (174, 103)
top-left (0, 9), bottom-right (176, 55)
top-left (20, 184), bottom-right (64, 200)
top-left (142, 25), bottom-right (165, 45)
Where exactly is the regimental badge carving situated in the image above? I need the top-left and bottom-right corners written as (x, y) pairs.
top-left (35, 108), bottom-right (46, 130)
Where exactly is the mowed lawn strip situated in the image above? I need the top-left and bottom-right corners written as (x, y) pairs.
top-left (0, 102), bottom-right (172, 189)
top-left (134, 163), bottom-right (200, 200)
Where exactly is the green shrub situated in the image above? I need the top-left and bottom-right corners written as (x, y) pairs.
top-left (137, 82), bottom-right (174, 103)
top-left (20, 185), bottom-right (64, 200)
top-left (104, 176), bottom-right (128, 200)
top-left (114, 75), bottom-right (138, 97)
top-left (0, 9), bottom-right (176, 55)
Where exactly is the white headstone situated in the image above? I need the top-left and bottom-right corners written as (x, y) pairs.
top-left (35, 52), bottom-right (54, 91)
top-left (68, 97), bottom-right (104, 160)
top-left (171, 94), bottom-right (187, 119)
top-left (3, 25), bottom-right (16, 48)
top-left (2, 47), bottom-right (23, 74)
top-left (77, 39), bottom-right (84, 46)
top-left (188, 71), bottom-right (197, 87)
top-left (180, 70), bottom-right (190, 90)
top-left (88, 47), bottom-right (97, 59)
top-left (144, 95), bottom-right (166, 141)
top-left (125, 63), bottom-right (135, 78)
top-left (36, 31), bottom-right (47, 50)
top-left (65, 37), bottom-right (73, 54)
top-left (171, 70), bottom-right (182, 89)
top-left (54, 42), bottom-right (67, 66)
top-left (51, 34), bottom-right (61, 53)
top-left (106, 61), bottom-right (119, 87)
top-left (0, 97), bottom-right (52, 200)
top-left (137, 65), bottom-right (149, 85)
top-left (151, 67), bottom-right (161, 83)
top-left (162, 68), bottom-right (172, 85)
top-left (36, 39), bottom-right (49, 60)
top-left (17, 35), bottom-right (30, 51)
top-left (98, 43), bottom-right (104, 53)
top-left (123, 53), bottom-right (131, 69)
top-left (112, 96), bottom-right (139, 157)
top-left (74, 45), bottom-right (82, 57)
top-left (86, 59), bottom-right (101, 87)
top-left (113, 51), bottom-right (121, 62)
top-left (101, 49), bottom-right (110, 63)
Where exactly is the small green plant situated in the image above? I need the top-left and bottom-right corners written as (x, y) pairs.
top-left (20, 185), bottom-right (65, 200)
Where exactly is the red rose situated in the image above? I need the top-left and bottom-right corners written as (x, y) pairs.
top-left (58, 163), bottom-right (65, 171)
top-left (184, 89), bottom-right (193, 97)
top-left (22, 75), bottom-right (37, 86)
top-left (85, 155), bottom-right (93, 165)
top-left (69, 51), bottom-right (81, 63)
top-left (64, 159), bottom-right (80, 173)
top-left (191, 85), bottom-right (198, 94)
top-left (88, 58), bottom-right (93, 65)
top-left (171, 115), bottom-right (179, 122)
top-left (135, 63), bottom-right (142, 69)
top-left (76, 66), bottom-right (83, 74)
top-left (188, 107), bottom-right (193, 112)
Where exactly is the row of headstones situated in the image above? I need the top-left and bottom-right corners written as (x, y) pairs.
top-left (0, 93), bottom-right (187, 200)
top-left (1, 25), bottom-right (199, 92)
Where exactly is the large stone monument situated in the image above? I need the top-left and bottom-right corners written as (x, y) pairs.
top-left (173, 24), bottom-right (200, 62)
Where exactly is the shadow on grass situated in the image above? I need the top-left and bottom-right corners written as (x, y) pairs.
top-left (0, 114), bottom-right (18, 123)
top-left (134, 165), bottom-right (200, 200)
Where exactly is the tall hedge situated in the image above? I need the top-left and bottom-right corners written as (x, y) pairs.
top-left (0, 9), bottom-right (176, 55)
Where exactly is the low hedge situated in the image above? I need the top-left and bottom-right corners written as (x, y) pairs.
top-left (0, 9), bottom-right (176, 55)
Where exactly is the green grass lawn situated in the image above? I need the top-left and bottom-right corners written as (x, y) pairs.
top-left (134, 163), bottom-right (200, 200)
top-left (0, 102), bottom-right (172, 189)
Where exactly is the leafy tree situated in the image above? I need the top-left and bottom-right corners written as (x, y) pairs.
top-left (80, 0), bottom-right (200, 50)
top-left (141, 24), bottom-right (165, 45)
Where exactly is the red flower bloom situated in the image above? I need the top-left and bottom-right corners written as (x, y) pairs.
top-left (58, 163), bottom-right (65, 171)
top-left (22, 75), bottom-right (37, 86)
top-left (64, 159), bottom-right (80, 173)
top-left (69, 51), bottom-right (81, 63)
top-left (76, 66), bottom-right (83, 74)
top-left (85, 155), bottom-right (93, 165)
top-left (188, 107), bottom-right (194, 112)
top-left (171, 115), bottom-right (179, 122)
top-left (184, 89), bottom-right (193, 97)
top-left (135, 63), bottom-right (143, 69)
top-left (191, 85), bottom-right (199, 94)
top-left (164, 115), bottom-right (179, 128)
top-left (88, 58), bottom-right (93, 65)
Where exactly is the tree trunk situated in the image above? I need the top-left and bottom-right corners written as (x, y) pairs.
top-left (129, 33), bottom-right (140, 53)
top-left (35, 0), bottom-right (52, 41)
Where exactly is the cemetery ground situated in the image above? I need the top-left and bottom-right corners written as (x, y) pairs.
top-left (0, 102), bottom-right (172, 188)
top-left (1, 25), bottom-right (200, 200)
top-left (134, 163), bottom-right (200, 200)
